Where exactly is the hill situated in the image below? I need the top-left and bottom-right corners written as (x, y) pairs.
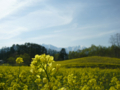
top-left (53, 56), bottom-right (120, 69)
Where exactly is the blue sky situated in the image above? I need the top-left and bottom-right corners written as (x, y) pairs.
top-left (0, 0), bottom-right (120, 48)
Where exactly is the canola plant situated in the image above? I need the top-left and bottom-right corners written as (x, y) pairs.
top-left (0, 54), bottom-right (120, 90)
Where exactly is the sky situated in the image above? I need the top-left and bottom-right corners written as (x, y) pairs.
top-left (0, 0), bottom-right (120, 48)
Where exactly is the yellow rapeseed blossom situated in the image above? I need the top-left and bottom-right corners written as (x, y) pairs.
top-left (68, 74), bottom-right (76, 84)
top-left (38, 68), bottom-right (45, 73)
top-left (1, 54), bottom-right (120, 90)
top-left (23, 85), bottom-right (28, 90)
top-left (35, 78), bottom-right (41, 84)
top-left (43, 77), bottom-right (48, 83)
top-left (36, 75), bottom-right (40, 78)
top-left (0, 83), bottom-right (5, 89)
top-left (59, 87), bottom-right (66, 90)
top-left (16, 57), bottom-right (23, 64)
top-left (116, 84), bottom-right (120, 89)
top-left (109, 86), bottom-right (116, 90)
top-left (81, 85), bottom-right (90, 90)
top-left (0, 73), bottom-right (3, 78)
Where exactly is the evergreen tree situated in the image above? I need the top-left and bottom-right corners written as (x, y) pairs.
top-left (59, 48), bottom-right (68, 60)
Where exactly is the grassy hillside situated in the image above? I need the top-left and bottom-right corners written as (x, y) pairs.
top-left (53, 56), bottom-right (120, 69)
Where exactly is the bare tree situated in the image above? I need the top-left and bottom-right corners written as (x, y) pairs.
top-left (109, 33), bottom-right (120, 58)
top-left (109, 33), bottom-right (120, 47)
top-left (109, 35), bottom-right (116, 46)
top-left (115, 33), bottom-right (120, 47)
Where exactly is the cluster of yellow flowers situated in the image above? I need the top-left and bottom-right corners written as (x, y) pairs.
top-left (29, 54), bottom-right (64, 90)
top-left (109, 77), bottom-right (120, 90)
top-left (0, 54), bottom-right (120, 90)
top-left (16, 57), bottom-right (24, 64)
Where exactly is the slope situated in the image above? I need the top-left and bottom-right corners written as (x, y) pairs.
top-left (53, 56), bottom-right (120, 69)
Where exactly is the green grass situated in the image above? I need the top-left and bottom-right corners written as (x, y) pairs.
top-left (53, 56), bottom-right (120, 69)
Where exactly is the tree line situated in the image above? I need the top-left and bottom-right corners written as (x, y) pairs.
top-left (0, 43), bottom-right (47, 65)
top-left (0, 33), bottom-right (120, 65)
top-left (68, 33), bottom-right (120, 59)
top-left (68, 44), bottom-right (120, 59)
top-left (0, 43), bottom-right (68, 65)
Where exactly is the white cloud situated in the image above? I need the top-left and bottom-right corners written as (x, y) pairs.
top-left (0, 27), bottom-right (28, 40)
top-left (19, 8), bottom-right (73, 29)
top-left (71, 30), bottom-right (116, 41)
top-left (0, 0), bottom-right (25, 19)
top-left (0, 0), bottom-right (44, 20)
top-left (52, 22), bottom-right (118, 42)
top-left (28, 34), bottom-right (58, 41)
top-left (0, 1), bottom-right (74, 40)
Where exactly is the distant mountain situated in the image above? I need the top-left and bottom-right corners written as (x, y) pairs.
top-left (66, 45), bottom-right (86, 53)
top-left (42, 44), bottom-right (86, 53)
top-left (42, 44), bottom-right (61, 51)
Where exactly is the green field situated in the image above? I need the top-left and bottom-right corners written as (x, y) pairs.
top-left (53, 56), bottom-right (120, 69)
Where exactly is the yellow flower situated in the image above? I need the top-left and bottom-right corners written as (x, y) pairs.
top-left (36, 75), bottom-right (40, 78)
top-left (23, 85), bottom-right (28, 90)
top-left (16, 57), bottom-right (23, 64)
top-left (35, 54), bottom-right (40, 61)
top-left (35, 78), bottom-right (41, 84)
top-left (59, 87), bottom-right (66, 90)
top-left (40, 56), bottom-right (45, 63)
top-left (109, 86), bottom-right (116, 90)
top-left (81, 85), bottom-right (89, 90)
top-left (0, 73), bottom-right (3, 78)
top-left (0, 83), bottom-right (5, 88)
top-left (43, 78), bottom-right (48, 83)
top-left (38, 68), bottom-right (45, 73)
top-left (48, 56), bottom-right (54, 63)
top-left (117, 84), bottom-right (120, 89)
top-left (56, 64), bottom-right (61, 69)
top-left (31, 60), bottom-right (37, 66)
top-left (52, 68), bottom-right (55, 72)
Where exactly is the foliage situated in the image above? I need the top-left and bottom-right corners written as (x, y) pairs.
top-left (0, 43), bottom-right (69, 65)
top-left (58, 48), bottom-right (68, 61)
top-left (0, 43), bottom-right (47, 65)
top-left (7, 57), bottom-right (16, 65)
top-left (68, 44), bottom-right (120, 59)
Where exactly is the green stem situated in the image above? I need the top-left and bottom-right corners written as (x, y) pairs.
top-left (19, 65), bottom-right (20, 74)
top-left (43, 65), bottom-right (50, 82)
top-left (17, 64), bottom-right (20, 83)
top-left (43, 64), bottom-right (52, 90)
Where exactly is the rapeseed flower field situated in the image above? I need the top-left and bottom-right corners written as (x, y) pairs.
top-left (0, 54), bottom-right (120, 90)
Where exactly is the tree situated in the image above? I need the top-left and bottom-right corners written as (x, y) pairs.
top-left (109, 33), bottom-right (120, 47)
top-left (109, 33), bottom-right (120, 58)
top-left (7, 57), bottom-right (15, 65)
top-left (59, 48), bottom-right (68, 60)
